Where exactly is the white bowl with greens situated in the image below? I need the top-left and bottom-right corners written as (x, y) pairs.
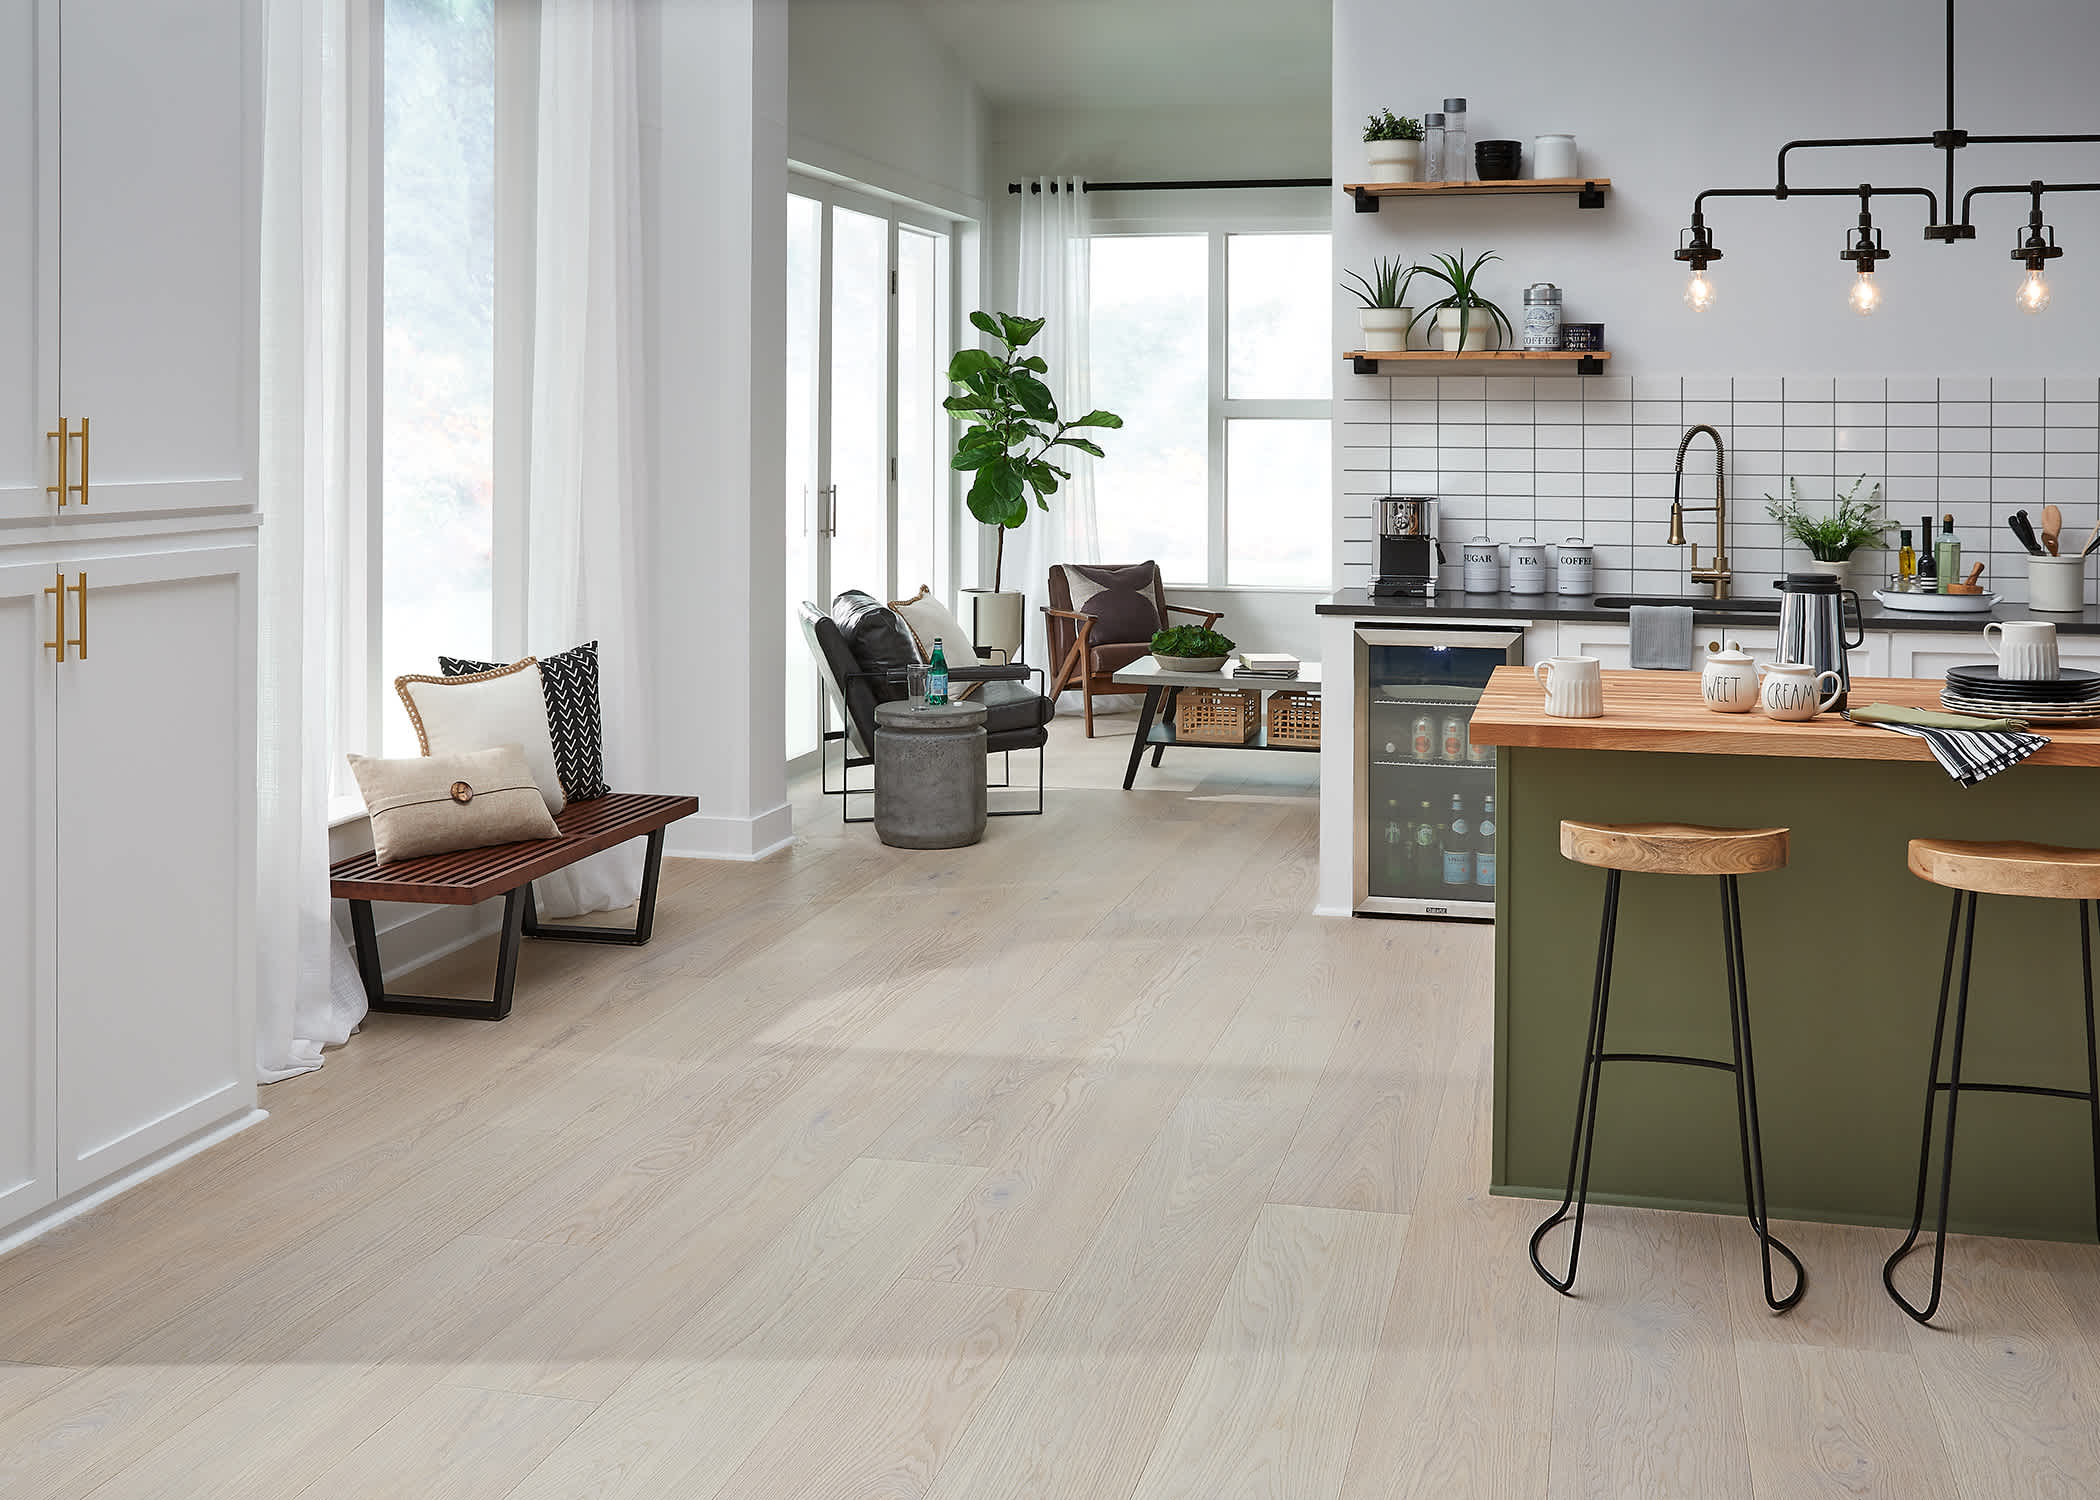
top-left (1150, 623), bottom-right (1234, 673)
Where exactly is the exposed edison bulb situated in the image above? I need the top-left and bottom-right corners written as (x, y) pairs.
top-left (1683, 269), bottom-right (1716, 312)
top-left (1848, 270), bottom-right (1882, 317)
top-left (2017, 267), bottom-right (2051, 314)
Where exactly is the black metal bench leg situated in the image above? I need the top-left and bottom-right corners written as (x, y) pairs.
top-left (521, 829), bottom-right (669, 946)
top-left (1123, 687), bottom-right (1163, 790)
top-left (1885, 889), bottom-right (1978, 1324)
top-left (1721, 874), bottom-right (1806, 1312)
top-left (1530, 868), bottom-right (1621, 1294)
top-left (348, 887), bottom-right (527, 1022)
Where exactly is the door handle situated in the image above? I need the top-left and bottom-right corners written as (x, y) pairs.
top-left (70, 417), bottom-right (88, 507)
top-left (45, 418), bottom-right (69, 508)
top-left (66, 572), bottom-right (86, 659)
top-left (821, 485), bottom-right (839, 537)
top-left (43, 569), bottom-right (66, 662)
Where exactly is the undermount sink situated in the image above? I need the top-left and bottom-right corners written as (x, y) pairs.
top-left (1589, 594), bottom-right (1780, 614)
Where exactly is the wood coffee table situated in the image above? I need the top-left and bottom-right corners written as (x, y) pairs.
top-left (1110, 657), bottom-right (1322, 790)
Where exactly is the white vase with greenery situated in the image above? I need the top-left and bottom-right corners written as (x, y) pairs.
top-left (1764, 475), bottom-right (1889, 583)
top-left (1411, 249), bottom-right (1513, 355)
top-left (1363, 109), bottom-right (1424, 184)
top-left (1343, 256), bottom-right (1422, 351)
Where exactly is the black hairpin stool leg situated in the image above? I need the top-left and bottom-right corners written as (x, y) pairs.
top-left (1721, 874), bottom-right (1806, 1311)
top-left (1530, 869), bottom-right (1622, 1293)
top-left (1884, 890), bottom-right (1977, 1324)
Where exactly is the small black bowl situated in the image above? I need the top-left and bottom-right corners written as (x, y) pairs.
top-left (1474, 140), bottom-right (1521, 180)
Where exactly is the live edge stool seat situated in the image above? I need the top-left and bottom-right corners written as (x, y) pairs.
top-left (1530, 820), bottom-right (1807, 1312)
top-left (1884, 838), bottom-right (2100, 1324)
top-left (330, 791), bottom-right (697, 1022)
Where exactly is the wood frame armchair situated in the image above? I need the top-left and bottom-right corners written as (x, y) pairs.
top-left (1042, 564), bottom-right (1222, 736)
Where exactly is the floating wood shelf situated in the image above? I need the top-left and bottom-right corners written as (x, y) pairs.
top-left (1343, 349), bottom-right (1612, 376)
top-left (1344, 177), bottom-right (1611, 213)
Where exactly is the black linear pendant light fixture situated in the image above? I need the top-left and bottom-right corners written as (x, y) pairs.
top-left (1675, 0), bottom-right (2099, 316)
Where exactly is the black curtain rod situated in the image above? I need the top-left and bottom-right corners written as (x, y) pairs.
top-left (1005, 177), bottom-right (1331, 194)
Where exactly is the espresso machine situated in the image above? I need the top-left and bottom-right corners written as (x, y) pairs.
top-left (1371, 496), bottom-right (1439, 597)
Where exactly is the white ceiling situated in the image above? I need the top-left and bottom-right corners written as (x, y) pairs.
top-left (905, 0), bottom-right (1331, 115)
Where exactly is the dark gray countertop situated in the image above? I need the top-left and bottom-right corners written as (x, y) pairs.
top-left (1315, 586), bottom-right (2100, 634)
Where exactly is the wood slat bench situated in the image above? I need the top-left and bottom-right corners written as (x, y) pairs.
top-left (330, 791), bottom-right (698, 1021)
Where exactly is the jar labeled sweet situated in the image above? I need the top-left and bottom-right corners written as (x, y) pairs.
top-left (1522, 283), bottom-right (1563, 350)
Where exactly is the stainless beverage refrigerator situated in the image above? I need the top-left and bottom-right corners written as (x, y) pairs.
top-left (1353, 624), bottom-right (1525, 919)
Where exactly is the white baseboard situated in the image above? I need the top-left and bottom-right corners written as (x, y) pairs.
top-left (0, 1108), bottom-right (268, 1259)
top-left (665, 802), bottom-right (794, 862)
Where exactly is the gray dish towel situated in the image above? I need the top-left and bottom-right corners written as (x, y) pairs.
top-left (1627, 605), bottom-right (1695, 670)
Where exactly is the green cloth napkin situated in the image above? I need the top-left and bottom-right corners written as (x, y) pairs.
top-left (1845, 702), bottom-right (2032, 732)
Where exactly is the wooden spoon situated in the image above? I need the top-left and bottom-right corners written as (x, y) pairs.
top-left (2042, 503), bottom-right (2064, 556)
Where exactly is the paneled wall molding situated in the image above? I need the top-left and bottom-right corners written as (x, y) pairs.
top-left (1340, 374), bottom-right (2100, 604)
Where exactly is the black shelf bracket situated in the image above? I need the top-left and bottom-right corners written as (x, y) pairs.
top-left (1352, 355), bottom-right (1381, 374)
top-left (1352, 186), bottom-right (1378, 213)
top-left (1579, 180), bottom-right (1605, 209)
top-left (1577, 355), bottom-right (1604, 375)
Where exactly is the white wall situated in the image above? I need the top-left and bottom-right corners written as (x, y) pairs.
top-left (788, 0), bottom-right (988, 219)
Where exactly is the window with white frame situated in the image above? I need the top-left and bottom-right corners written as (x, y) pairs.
top-left (1088, 229), bottom-right (1332, 588)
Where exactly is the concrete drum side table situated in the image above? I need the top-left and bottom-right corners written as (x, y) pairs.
top-left (873, 699), bottom-right (989, 849)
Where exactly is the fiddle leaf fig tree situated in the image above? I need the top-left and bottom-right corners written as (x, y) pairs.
top-left (946, 310), bottom-right (1122, 591)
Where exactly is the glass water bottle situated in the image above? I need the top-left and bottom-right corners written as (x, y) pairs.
top-left (1442, 97), bottom-right (1469, 183)
top-left (1422, 112), bottom-right (1446, 183)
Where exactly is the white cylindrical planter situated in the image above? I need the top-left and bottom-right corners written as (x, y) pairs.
top-left (1437, 306), bottom-right (1498, 352)
top-left (961, 588), bottom-right (1025, 660)
top-left (1359, 306), bottom-right (1412, 349)
top-left (1365, 138), bottom-right (1422, 183)
top-left (2030, 555), bottom-right (2087, 612)
top-left (1533, 133), bottom-right (1578, 179)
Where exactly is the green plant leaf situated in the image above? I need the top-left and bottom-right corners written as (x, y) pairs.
top-left (943, 394), bottom-right (990, 415)
top-left (966, 459), bottom-right (1028, 528)
top-left (1069, 409), bottom-right (1123, 429)
top-left (998, 314), bottom-right (1047, 349)
top-left (1019, 356), bottom-right (1049, 373)
top-left (1150, 623), bottom-right (1237, 655)
top-left (1009, 371), bottom-right (1058, 422)
top-left (968, 310), bottom-right (1003, 340)
top-left (952, 427), bottom-right (1006, 469)
top-left (1026, 461), bottom-right (1060, 496)
top-left (948, 347), bottom-right (1000, 384)
top-left (1052, 436), bottom-right (1106, 458)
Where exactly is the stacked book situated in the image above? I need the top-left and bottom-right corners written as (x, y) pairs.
top-left (1236, 652), bottom-right (1301, 681)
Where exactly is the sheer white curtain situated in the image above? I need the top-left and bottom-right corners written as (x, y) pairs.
top-left (1008, 176), bottom-right (1099, 678)
top-left (521, 0), bottom-right (651, 918)
top-left (256, 0), bottom-right (368, 1081)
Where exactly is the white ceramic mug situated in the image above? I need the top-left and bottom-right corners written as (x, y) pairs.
top-left (1701, 647), bottom-right (1759, 712)
top-left (1985, 619), bottom-right (2061, 681)
top-left (1535, 655), bottom-right (1603, 718)
top-left (1758, 660), bottom-right (1843, 721)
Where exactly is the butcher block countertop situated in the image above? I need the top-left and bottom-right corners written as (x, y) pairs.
top-left (1469, 666), bottom-right (2100, 767)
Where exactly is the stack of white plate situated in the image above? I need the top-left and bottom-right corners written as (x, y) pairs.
top-left (1941, 663), bottom-right (2100, 723)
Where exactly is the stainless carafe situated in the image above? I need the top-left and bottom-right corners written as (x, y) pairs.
top-left (1773, 573), bottom-right (1865, 710)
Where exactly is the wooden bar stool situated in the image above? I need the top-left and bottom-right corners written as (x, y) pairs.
top-left (1885, 840), bottom-right (2100, 1325)
top-left (1529, 820), bottom-right (1806, 1311)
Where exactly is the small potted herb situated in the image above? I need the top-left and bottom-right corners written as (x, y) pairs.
top-left (1342, 256), bottom-right (1423, 350)
top-left (1363, 109), bottom-right (1424, 183)
top-left (1151, 622), bottom-right (1237, 673)
top-left (1764, 475), bottom-right (1889, 582)
top-left (1410, 248), bottom-right (1513, 353)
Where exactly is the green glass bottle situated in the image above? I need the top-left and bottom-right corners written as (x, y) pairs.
top-left (927, 637), bottom-right (950, 706)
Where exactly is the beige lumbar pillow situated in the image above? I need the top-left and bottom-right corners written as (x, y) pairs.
top-left (396, 658), bottom-right (565, 816)
top-left (890, 585), bottom-right (985, 700)
top-left (348, 745), bottom-right (559, 865)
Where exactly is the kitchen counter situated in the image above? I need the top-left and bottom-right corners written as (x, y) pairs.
top-left (1470, 666), bottom-right (2100, 1241)
top-left (1317, 585), bottom-right (2100, 634)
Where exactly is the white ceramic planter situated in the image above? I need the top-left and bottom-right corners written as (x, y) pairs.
top-left (1365, 138), bottom-right (1422, 184)
top-left (1437, 306), bottom-right (1499, 352)
top-left (1359, 306), bottom-right (1412, 349)
top-left (1798, 556), bottom-right (1851, 584)
top-left (960, 587), bottom-right (1024, 661)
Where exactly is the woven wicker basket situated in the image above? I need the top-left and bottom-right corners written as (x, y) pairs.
top-left (1175, 686), bottom-right (1259, 744)
top-left (1266, 690), bottom-right (1321, 748)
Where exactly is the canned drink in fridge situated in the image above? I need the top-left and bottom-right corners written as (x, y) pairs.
top-left (1412, 715), bottom-right (1435, 759)
top-left (1466, 732), bottom-right (1493, 763)
top-left (1441, 715), bottom-right (1466, 761)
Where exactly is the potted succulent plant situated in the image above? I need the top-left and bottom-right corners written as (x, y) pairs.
top-left (1150, 622), bottom-right (1236, 674)
top-left (947, 311), bottom-right (1123, 659)
top-left (1342, 255), bottom-right (1423, 350)
top-left (1411, 248), bottom-right (1513, 353)
top-left (1363, 109), bottom-right (1425, 183)
top-left (1764, 475), bottom-right (1889, 582)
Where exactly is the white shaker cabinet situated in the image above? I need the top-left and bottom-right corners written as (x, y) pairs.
top-left (0, 565), bottom-right (59, 1228)
top-left (0, 3), bottom-right (56, 524)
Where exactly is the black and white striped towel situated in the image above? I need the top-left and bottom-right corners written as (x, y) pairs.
top-left (1868, 722), bottom-right (2050, 787)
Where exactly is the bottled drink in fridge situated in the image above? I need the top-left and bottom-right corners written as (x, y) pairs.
top-left (1442, 792), bottom-right (1472, 886)
top-left (1412, 714), bottom-right (1435, 759)
top-left (1475, 793), bottom-right (1497, 887)
top-left (1441, 714), bottom-right (1467, 761)
top-left (1382, 799), bottom-right (1407, 887)
top-left (1412, 801), bottom-right (1440, 885)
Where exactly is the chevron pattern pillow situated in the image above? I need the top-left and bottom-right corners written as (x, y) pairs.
top-left (440, 641), bottom-right (611, 802)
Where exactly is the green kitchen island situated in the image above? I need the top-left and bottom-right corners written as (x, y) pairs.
top-left (1470, 666), bottom-right (2100, 1241)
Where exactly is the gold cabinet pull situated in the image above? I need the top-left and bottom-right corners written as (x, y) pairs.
top-left (66, 572), bottom-right (86, 659)
top-left (43, 569), bottom-right (66, 662)
top-left (45, 417), bottom-right (69, 508)
top-left (70, 418), bottom-right (88, 507)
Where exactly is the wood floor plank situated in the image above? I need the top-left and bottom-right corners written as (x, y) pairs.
top-left (0, 1364), bottom-right (76, 1421)
top-left (1735, 1343), bottom-right (1959, 1500)
top-left (1125, 1203), bottom-right (1408, 1500)
top-left (292, 1384), bottom-right (594, 1500)
top-left (714, 1277), bottom-right (1042, 1500)
top-left (1720, 1217), bottom-right (1916, 1353)
top-left (499, 1156), bottom-right (982, 1500)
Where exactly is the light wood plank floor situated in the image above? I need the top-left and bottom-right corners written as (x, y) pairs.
top-left (4, 717), bottom-right (2099, 1498)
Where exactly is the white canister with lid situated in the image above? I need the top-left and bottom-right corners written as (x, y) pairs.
top-left (1461, 536), bottom-right (1500, 593)
top-left (1533, 133), bottom-right (1578, 179)
top-left (1508, 537), bottom-right (1549, 595)
top-left (1554, 537), bottom-right (1595, 596)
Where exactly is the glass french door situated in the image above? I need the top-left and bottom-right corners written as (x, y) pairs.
top-left (785, 181), bottom-right (955, 761)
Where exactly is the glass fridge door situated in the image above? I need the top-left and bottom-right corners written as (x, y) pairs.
top-left (1357, 627), bottom-right (1520, 918)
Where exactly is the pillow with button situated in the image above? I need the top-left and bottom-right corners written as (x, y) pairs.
top-left (347, 745), bottom-right (559, 864)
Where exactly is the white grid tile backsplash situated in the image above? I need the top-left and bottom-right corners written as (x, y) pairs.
top-left (1338, 375), bottom-right (2100, 604)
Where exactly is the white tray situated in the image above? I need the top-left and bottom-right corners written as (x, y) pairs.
top-left (1873, 588), bottom-right (2001, 614)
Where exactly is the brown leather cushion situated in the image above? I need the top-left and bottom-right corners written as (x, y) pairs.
top-left (1061, 561), bottom-right (1165, 646)
top-left (1088, 641), bottom-right (1150, 675)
